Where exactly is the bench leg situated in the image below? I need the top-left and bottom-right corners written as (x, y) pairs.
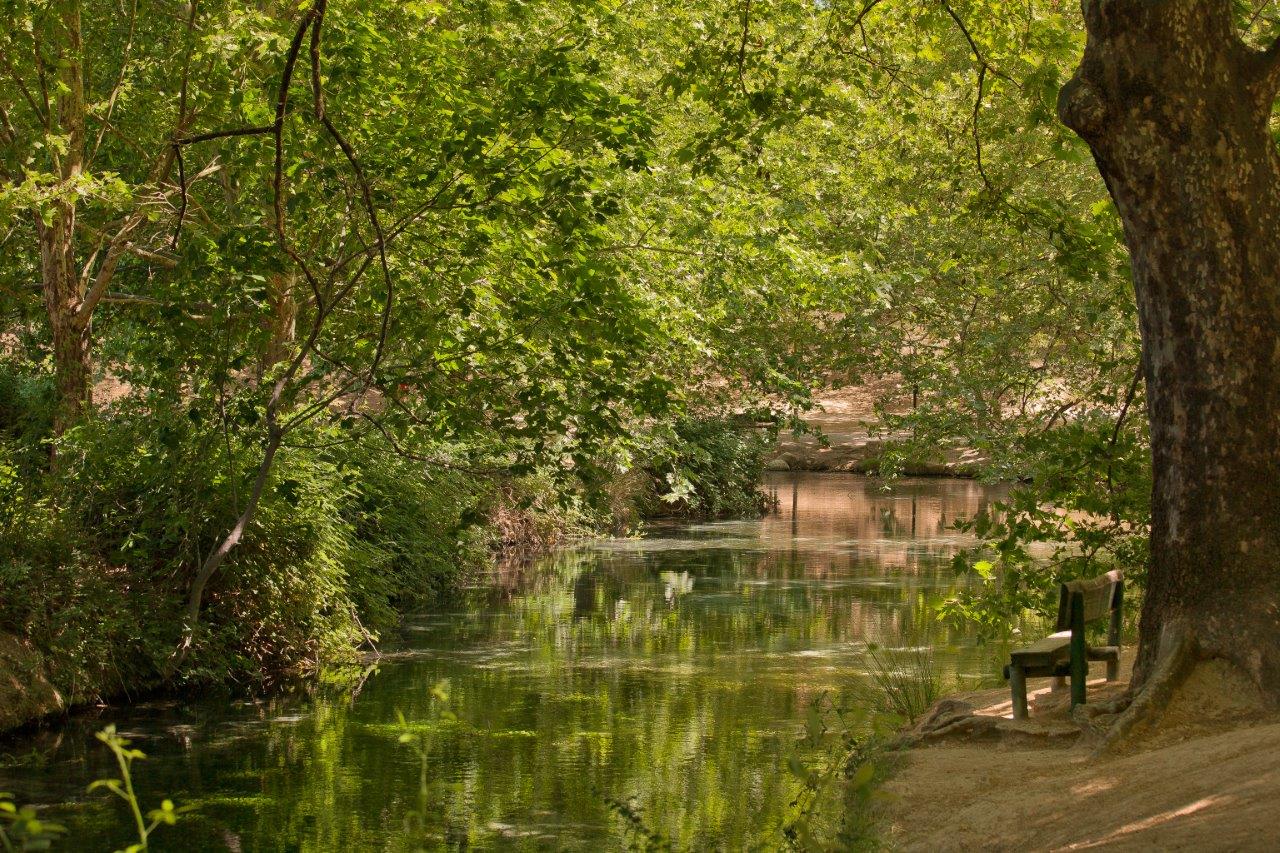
top-left (1051, 675), bottom-right (1066, 691)
top-left (1106, 656), bottom-right (1119, 682)
top-left (1009, 663), bottom-right (1028, 720)
top-left (1070, 591), bottom-right (1087, 708)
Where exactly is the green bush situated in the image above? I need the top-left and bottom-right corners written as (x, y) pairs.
top-left (47, 401), bottom-right (517, 682)
top-left (0, 357), bottom-right (53, 473)
top-left (1, 343), bottom-right (719, 713)
top-left (341, 445), bottom-right (498, 630)
top-left (641, 415), bottom-right (773, 519)
top-left (0, 435), bottom-right (137, 695)
top-left (0, 373), bottom-right (589, 702)
top-left (939, 411), bottom-right (1150, 640)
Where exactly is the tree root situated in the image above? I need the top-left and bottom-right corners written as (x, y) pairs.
top-left (910, 713), bottom-right (1001, 745)
top-left (1094, 620), bottom-right (1198, 757)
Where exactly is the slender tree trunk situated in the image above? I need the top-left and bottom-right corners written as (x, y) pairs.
top-left (260, 271), bottom-right (297, 376)
top-left (40, 0), bottom-right (92, 435)
top-left (169, 424), bottom-right (284, 675)
top-left (38, 212), bottom-right (92, 435)
top-left (1060, 0), bottom-right (1280, 703)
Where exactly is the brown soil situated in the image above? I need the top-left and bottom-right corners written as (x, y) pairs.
top-left (0, 633), bottom-right (66, 733)
top-left (882, 657), bottom-right (1280, 851)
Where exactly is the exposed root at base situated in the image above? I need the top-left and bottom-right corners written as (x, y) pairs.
top-left (1095, 623), bottom-right (1275, 756)
top-left (1095, 621), bottom-right (1197, 755)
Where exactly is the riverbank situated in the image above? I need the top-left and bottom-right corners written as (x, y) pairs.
top-left (0, 375), bottom-right (783, 736)
top-left (880, 657), bottom-right (1279, 850)
top-left (1, 416), bottom-right (775, 737)
top-left (765, 385), bottom-right (984, 475)
top-left (0, 470), bottom-right (566, 737)
top-left (0, 635), bottom-right (66, 733)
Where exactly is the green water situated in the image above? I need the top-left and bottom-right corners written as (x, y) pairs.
top-left (2, 473), bottom-right (1009, 850)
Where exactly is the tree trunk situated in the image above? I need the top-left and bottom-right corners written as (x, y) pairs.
top-left (41, 0), bottom-right (92, 436)
top-left (39, 214), bottom-right (92, 435)
top-left (260, 271), bottom-right (298, 377)
top-left (1059, 0), bottom-right (1280, 703)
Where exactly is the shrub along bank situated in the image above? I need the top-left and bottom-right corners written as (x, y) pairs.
top-left (0, 365), bottom-right (772, 732)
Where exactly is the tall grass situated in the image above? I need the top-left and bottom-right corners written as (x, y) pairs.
top-left (863, 643), bottom-right (943, 724)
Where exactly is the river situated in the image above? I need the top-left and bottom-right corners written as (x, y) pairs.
top-left (1, 473), bottom-right (1009, 850)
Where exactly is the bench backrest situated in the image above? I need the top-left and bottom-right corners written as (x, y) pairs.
top-left (1053, 569), bottom-right (1124, 638)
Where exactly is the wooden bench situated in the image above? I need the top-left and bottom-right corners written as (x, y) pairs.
top-left (1004, 569), bottom-right (1124, 720)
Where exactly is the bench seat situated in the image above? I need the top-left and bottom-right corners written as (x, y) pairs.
top-left (1010, 630), bottom-right (1071, 670)
top-left (1003, 633), bottom-right (1120, 679)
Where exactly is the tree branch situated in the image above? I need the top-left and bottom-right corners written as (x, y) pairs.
top-left (938, 1), bottom-right (1014, 85)
top-left (0, 47), bottom-right (45, 125)
top-left (75, 217), bottom-right (142, 325)
top-left (310, 0), bottom-right (393, 392)
top-left (169, 0), bottom-right (202, 247)
top-left (171, 0), bottom-right (401, 671)
top-left (358, 412), bottom-right (505, 474)
top-left (1105, 363), bottom-right (1144, 518)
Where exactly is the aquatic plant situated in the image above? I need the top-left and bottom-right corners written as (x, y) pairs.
top-left (393, 680), bottom-right (455, 850)
top-left (783, 694), bottom-right (892, 851)
top-left (89, 726), bottom-right (190, 852)
top-left (603, 796), bottom-right (673, 851)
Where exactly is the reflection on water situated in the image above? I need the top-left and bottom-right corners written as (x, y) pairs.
top-left (2, 474), bottom-right (1008, 850)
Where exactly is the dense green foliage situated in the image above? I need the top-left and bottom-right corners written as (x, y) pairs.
top-left (1, 362), bottom-right (503, 688)
top-left (2, 0), bottom-right (1155, 748)
top-left (641, 415), bottom-right (775, 519)
top-left (24, 0), bottom-right (1276, 846)
top-left (615, 0), bottom-right (1150, 633)
top-left (0, 0), bottom-right (796, 700)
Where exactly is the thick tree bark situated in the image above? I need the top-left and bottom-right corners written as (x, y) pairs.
top-left (1059, 0), bottom-right (1280, 703)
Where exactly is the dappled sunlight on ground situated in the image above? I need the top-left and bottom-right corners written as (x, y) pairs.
top-left (884, 662), bottom-right (1280, 851)
top-left (1062, 794), bottom-right (1230, 850)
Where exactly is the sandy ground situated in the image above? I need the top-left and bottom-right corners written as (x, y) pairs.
top-left (882, 657), bottom-right (1280, 851)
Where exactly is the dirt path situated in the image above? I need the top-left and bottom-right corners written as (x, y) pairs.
top-left (882, 662), bottom-right (1280, 851)
top-left (886, 721), bottom-right (1280, 851)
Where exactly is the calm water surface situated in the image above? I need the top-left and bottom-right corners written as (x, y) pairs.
top-left (3, 474), bottom-right (1010, 850)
